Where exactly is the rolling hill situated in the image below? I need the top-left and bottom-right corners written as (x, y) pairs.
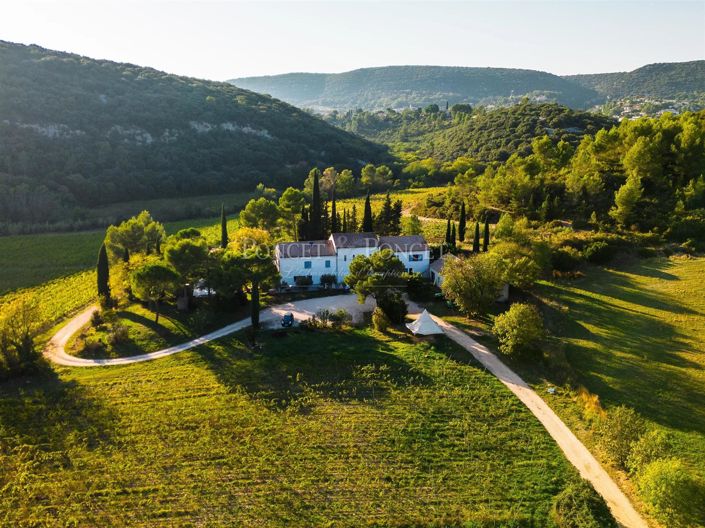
top-left (230, 66), bottom-right (602, 111)
top-left (0, 41), bottom-right (387, 228)
top-left (565, 60), bottom-right (705, 99)
top-left (325, 102), bottom-right (616, 162)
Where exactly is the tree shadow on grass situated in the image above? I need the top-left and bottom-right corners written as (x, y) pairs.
top-left (195, 328), bottom-right (432, 411)
top-left (0, 367), bottom-right (116, 452)
top-left (540, 268), bottom-right (705, 433)
top-left (610, 256), bottom-right (680, 282)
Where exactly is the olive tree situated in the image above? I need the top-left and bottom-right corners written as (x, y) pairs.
top-left (345, 249), bottom-right (407, 323)
top-left (441, 253), bottom-right (503, 316)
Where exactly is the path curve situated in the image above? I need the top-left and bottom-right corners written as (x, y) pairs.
top-left (46, 296), bottom-right (647, 527)
top-left (406, 303), bottom-right (648, 528)
top-left (44, 295), bottom-right (375, 367)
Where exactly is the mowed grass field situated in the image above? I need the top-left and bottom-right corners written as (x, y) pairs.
top-left (0, 327), bottom-right (575, 527)
top-left (537, 256), bottom-right (705, 481)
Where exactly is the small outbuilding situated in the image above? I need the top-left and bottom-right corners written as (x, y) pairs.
top-left (406, 309), bottom-right (444, 336)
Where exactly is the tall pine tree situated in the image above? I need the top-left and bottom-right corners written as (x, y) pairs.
top-left (97, 243), bottom-right (111, 301)
top-left (220, 203), bottom-right (228, 249)
top-left (362, 193), bottom-right (374, 232)
top-left (473, 222), bottom-right (480, 252)
top-left (483, 218), bottom-right (490, 252)
top-left (458, 202), bottom-right (466, 242)
top-left (310, 169), bottom-right (322, 239)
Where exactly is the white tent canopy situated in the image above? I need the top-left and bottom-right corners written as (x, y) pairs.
top-left (406, 309), bottom-right (444, 335)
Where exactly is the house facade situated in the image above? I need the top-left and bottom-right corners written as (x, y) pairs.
top-left (275, 232), bottom-right (430, 286)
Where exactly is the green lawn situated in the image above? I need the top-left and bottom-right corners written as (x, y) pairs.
top-left (536, 256), bottom-right (705, 480)
top-left (0, 327), bottom-right (575, 526)
top-left (67, 302), bottom-right (248, 359)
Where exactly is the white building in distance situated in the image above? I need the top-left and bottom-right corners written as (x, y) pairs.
top-left (275, 232), bottom-right (430, 286)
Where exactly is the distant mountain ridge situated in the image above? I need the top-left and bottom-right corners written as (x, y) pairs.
top-left (230, 65), bottom-right (602, 110)
top-left (230, 62), bottom-right (705, 111)
top-left (565, 60), bottom-right (705, 99)
top-left (0, 41), bottom-right (386, 227)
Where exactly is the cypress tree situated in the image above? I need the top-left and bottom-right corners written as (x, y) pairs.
top-left (458, 202), bottom-right (466, 241)
top-left (483, 218), bottom-right (490, 252)
top-left (362, 193), bottom-right (374, 232)
top-left (451, 222), bottom-right (456, 248)
top-left (342, 209), bottom-right (348, 232)
top-left (350, 204), bottom-right (359, 232)
top-left (311, 169), bottom-right (322, 239)
top-left (123, 247), bottom-right (130, 263)
top-left (97, 243), bottom-right (111, 300)
top-left (298, 205), bottom-right (309, 241)
top-left (322, 201), bottom-right (330, 238)
top-left (220, 203), bottom-right (228, 249)
top-left (391, 199), bottom-right (402, 235)
top-left (331, 192), bottom-right (339, 233)
top-left (473, 222), bottom-right (480, 252)
top-left (377, 193), bottom-right (393, 234)
top-left (445, 218), bottom-right (451, 245)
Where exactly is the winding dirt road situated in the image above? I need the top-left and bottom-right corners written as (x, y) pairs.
top-left (45, 295), bottom-right (647, 527)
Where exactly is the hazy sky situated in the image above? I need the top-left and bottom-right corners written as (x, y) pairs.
top-left (2, 1), bottom-right (704, 80)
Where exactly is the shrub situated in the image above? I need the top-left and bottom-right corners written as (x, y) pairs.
top-left (576, 386), bottom-right (606, 422)
top-left (108, 323), bottom-right (129, 346)
top-left (376, 289), bottom-right (408, 324)
top-left (637, 458), bottom-right (705, 528)
top-left (551, 479), bottom-right (617, 528)
top-left (551, 246), bottom-right (583, 271)
top-left (320, 274), bottom-right (337, 287)
top-left (329, 309), bottom-right (352, 329)
top-left (583, 241), bottom-right (615, 264)
top-left (187, 307), bottom-right (214, 333)
top-left (90, 310), bottom-right (104, 327)
top-left (667, 210), bottom-right (705, 244)
top-left (294, 275), bottom-right (313, 287)
top-left (372, 307), bottom-right (391, 332)
top-left (492, 303), bottom-right (544, 358)
top-left (595, 405), bottom-right (647, 470)
top-left (626, 429), bottom-right (674, 476)
top-left (315, 309), bottom-right (332, 326)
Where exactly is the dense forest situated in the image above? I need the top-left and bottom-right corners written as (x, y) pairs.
top-left (230, 66), bottom-right (602, 110)
top-left (566, 60), bottom-right (705, 99)
top-left (414, 110), bottom-right (705, 243)
top-left (0, 41), bottom-right (387, 227)
top-left (325, 102), bottom-right (615, 162)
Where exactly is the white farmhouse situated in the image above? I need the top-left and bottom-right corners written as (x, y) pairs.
top-left (275, 232), bottom-right (430, 286)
